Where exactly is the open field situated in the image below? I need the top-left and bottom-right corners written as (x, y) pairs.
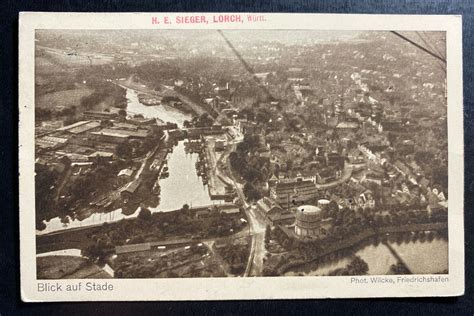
top-left (37, 256), bottom-right (111, 279)
top-left (36, 88), bottom-right (93, 109)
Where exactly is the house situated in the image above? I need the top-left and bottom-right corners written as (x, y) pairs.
top-left (121, 179), bottom-right (142, 200)
top-left (118, 168), bottom-right (133, 178)
top-left (394, 160), bottom-right (412, 177)
top-left (364, 172), bottom-right (383, 185)
top-left (267, 212), bottom-right (295, 226)
top-left (348, 148), bottom-right (365, 164)
top-left (316, 166), bottom-right (341, 184)
top-left (335, 121), bottom-right (359, 132)
top-left (239, 121), bottom-right (260, 135)
top-left (256, 197), bottom-right (284, 218)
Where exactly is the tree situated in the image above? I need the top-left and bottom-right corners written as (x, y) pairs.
top-left (196, 113), bottom-right (213, 127)
top-left (181, 204), bottom-right (191, 216)
top-left (118, 109), bottom-right (127, 117)
top-left (389, 262), bottom-right (411, 275)
top-left (346, 256), bottom-right (369, 275)
top-left (183, 120), bottom-right (191, 128)
top-left (116, 140), bottom-right (133, 158)
top-left (243, 182), bottom-right (261, 201)
top-left (244, 167), bottom-right (261, 182)
top-left (82, 242), bottom-right (107, 265)
top-left (262, 266), bottom-right (278, 276)
top-left (138, 207), bottom-right (152, 221)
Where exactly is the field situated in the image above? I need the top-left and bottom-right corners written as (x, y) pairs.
top-left (37, 256), bottom-right (111, 279)
top-left (36, 88), bottom-right (94, 109)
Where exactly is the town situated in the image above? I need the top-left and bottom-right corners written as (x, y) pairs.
top-left (35, 29), bottom-right (448, 279)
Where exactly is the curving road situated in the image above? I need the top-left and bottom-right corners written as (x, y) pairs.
top-left (222, 134), bottom-right (266, 277)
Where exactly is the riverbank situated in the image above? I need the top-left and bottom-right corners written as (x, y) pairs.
top-left (273, 222), bottom-right (448, 275)
top-left (37, 202), bottom-right (246, 254)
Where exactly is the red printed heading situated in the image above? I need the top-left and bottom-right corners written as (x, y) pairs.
top-left (151, 14), bottom-right (266, 25)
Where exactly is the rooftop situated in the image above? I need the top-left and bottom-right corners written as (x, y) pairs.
top-left (297, 205), bottom-right (321, 214)
top-left (57, 120), bottom-right (90, 131)
top-left (91, 128), bottom-right (149, 138)
top-left (68, 121), bottom-right (101, 134)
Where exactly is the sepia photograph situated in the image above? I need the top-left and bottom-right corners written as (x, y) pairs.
top-left (34, 28), bottom-right (449, 279)
top-left (18, 12), bottom-right (464, 301)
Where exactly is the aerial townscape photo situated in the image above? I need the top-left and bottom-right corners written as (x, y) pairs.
top-left (34, 29), bottom-right (448, 280)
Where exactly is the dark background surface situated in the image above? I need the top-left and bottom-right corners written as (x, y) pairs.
top-left (1, 0), bottom-right (473, 314)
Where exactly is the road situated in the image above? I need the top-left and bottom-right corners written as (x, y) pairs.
top-left (222, 134), bottom-right (267, 277)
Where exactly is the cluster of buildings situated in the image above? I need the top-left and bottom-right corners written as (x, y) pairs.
top-left (36, 110), bottom-right (156, 165)
top-left (232, 46), bottom-right (448, 241)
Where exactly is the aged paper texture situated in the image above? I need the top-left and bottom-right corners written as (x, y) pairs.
top-left (19, 12), bottom-right (464, 301)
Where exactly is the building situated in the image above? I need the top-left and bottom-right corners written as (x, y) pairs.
top-left (66, 121), bottom-right (101, 135)
top-left (129, 117), bottom-right (157, 126)
top-left (115, 242), bottom-right (151, 255)
top-left (195, 209), bottom-right (212, 219)
top-left (121, 179), bottom-right (142, 200)
top-left (83, 111), bottom-right (118, 120)
top-left (380, 119), bottom-right (403, 132)
top-left (87, 151), bottom-right (114, 162)
top-left (335, 121), bottom-right (359, 132)
top-left (230, 86), bottom-right (258, 108)
top-left (317, 199), bottom-right (331, 209)
top-left (267, 212), bottom-right (296, 226)
top-left (364, 172), bottom-right (384, 185)
top-left (256, 197), bottom-right (284, 218)
top-left (255, 197), bottom-right (295, 226)
top-left (215, 140), bottom-right (225, 151)
top-left (219, 206), bottom-right (240, 216)
top-left (36, 136), bottom-right (68, 150)
top-left (326, 152), bottom-right (346, 169)
top-left (118, 168), bottom-right (134, 178)
top-left (294, 205), bottom-right (332, 239)
top-left (270, 177), bottom-right (318, 208)
top-left (90, 128), bottom-right (149, 143)
top-left (89, 130), bottom-right (128, 144)
top-left (316, 166), bottom-right (342, 184)
top-left (348, 148), bottom-right (365, 164)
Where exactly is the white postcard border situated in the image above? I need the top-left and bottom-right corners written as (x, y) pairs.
top-left (19, 12), bottom-right (464, 301)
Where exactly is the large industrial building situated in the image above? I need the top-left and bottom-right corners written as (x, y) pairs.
top-left (270, 177), bottom-right (318, 209)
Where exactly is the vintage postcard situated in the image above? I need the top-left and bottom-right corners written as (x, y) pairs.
top-left (19, 12), bottom-right (464, 301)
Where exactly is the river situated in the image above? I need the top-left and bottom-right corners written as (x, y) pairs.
top-left (149, 141), bottom-right (215, 212)
top-left (284, 235), bottom-right (448, 276)
top-left (37, 86), bottom-right (214, 235)
top-left (124, 86), bottom-right (190, 128)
